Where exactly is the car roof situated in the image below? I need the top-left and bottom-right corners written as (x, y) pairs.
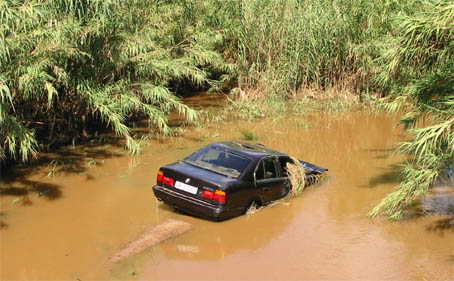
top-left (211, 141), bottom-right (287, 160)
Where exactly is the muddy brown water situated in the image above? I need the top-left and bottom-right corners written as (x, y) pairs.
top-left (1, 98), bottom-right (453, 280)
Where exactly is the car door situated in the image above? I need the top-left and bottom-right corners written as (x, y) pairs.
top-left (254, 156), bottom-right (288, 203)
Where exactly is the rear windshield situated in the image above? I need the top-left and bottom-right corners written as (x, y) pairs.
top-left (184, 147), bottom-right (251, 178)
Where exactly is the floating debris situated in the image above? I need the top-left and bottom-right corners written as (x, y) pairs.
top-left (110, 219), bottom-right (192, 263)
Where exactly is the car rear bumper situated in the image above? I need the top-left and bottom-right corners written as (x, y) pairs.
top-left (152, 185), bottom-right (243, 221)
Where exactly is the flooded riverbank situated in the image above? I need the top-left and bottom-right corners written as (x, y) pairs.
top-left (1, 103), bottom-right (453, 280)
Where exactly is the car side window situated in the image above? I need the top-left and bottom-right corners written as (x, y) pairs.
top-left (255, 161), bottom-right (265, 180)
top-left (255, 157), bottom-right (277, 181)
top-left (264, 158), bottom-right (277, 179)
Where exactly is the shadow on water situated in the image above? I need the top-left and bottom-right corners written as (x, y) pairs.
top-left (365, 161), bottom-right (454, 229)
top-left (0, 93), bottom-right (224, 231)
top-left (422, 193), bottom-right (454, 214)
top-left (0, 93), bottom-right (224, 193)
top-left (367, 163), bottom-right (404, 188)
top-left (365, 148), bottom-right (397, 160)
top-left (0, 180), bottom-right (62, 201)
top-left (0, 211), bottom-right (7, 229)
top-left (426, 216), bottom-right (454, 236)
top-left (449, 255), bottom-right (454, 263)
top-left (0, 142), bottom-right (125, 226)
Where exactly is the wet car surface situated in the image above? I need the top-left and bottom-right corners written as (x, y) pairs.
top-left (153, 142), bottom-right (327, 221)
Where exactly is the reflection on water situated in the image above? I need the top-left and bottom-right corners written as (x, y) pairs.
top-left (423, 186), bottom-right (454, 215)
top-left (159, 201), bottom-right (302, 261)
top-left (1, 102), bottom-right (453, 281)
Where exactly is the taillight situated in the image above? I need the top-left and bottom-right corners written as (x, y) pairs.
top-left (157, 170), bottom-right (164, 183)
top-left (214, 190), bottom-right (226, 203)
top-left (162, 176), bottom-right (175, 187)
top-left (201, 189), bottom-right (226, 204)
top-left (156, 170), bottom-right (175, 187)
top-left (201, 190), bottom-right (214, 200)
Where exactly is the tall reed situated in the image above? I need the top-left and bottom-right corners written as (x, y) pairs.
top-left (236, 0), bottom-right (416, 98)
top-left (0, 0), bottom-right (235, 165)
top-left (369, 0), bottom-right (454, 219)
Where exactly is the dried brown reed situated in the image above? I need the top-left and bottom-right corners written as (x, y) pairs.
top-left (286, 156), bottom-right (306, 197)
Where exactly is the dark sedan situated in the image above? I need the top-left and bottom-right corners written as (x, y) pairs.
top-left (152, 142), bottom-right (327, 221)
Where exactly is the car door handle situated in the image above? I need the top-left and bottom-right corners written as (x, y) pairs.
top-left (263, 187), bottom-right (271, 191)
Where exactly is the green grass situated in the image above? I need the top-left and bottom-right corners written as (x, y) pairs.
top-left (240, 130), bottom-right (259, 141)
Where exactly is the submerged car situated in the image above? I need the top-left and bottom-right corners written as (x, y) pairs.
top-left (152, 142), bottom-right (327, 221)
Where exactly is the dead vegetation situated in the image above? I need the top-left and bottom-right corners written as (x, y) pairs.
top-left (109, 219), bottom-right (192, 263)
top-left (286, 156), bottom-right (307, 197)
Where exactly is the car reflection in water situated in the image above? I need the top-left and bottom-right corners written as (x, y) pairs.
top-left (157, 194), bottom-right (310, 261)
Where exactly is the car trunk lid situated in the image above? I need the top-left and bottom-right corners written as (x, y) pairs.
top-left (158, 161), bottom-right (236, 204)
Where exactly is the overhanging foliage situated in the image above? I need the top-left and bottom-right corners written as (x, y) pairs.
top-left (370, 0), bottom-right (453, 219)
top-left (0, 0), bottom-right (235, 162)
